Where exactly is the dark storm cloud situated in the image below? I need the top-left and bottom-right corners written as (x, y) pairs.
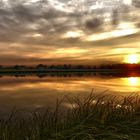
top-left (85, 18), bottom-right (103, 30)
top-left (133, 0), bottom-right (140, 8)
top-left (11, 1), bottom-right (66, 21)
top-left (112, 9), bottom-right (120, 26)
top-left (0, 0), bottom-right (68, 43)
top-left (0, 2), bottom-right (70, 44)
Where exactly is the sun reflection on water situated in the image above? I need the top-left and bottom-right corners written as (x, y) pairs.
top-left (128, 77), bottom-right (139, 86)
top-left (125, 77), bottom-right (140, 86)
top-left (118, 77), bottom-right (140, 92)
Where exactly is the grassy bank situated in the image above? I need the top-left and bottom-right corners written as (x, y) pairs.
top-left (0, 93), bottom-right (140, 140)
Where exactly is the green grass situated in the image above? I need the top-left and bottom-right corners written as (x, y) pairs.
top-left (0, 92), bottom-right (140, 140)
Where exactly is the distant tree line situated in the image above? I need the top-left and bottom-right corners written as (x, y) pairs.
top-left (0, 63), bottom-right (140, 71)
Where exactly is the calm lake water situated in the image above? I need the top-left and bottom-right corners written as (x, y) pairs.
top-left (0, 73), bottom-right (140, 114)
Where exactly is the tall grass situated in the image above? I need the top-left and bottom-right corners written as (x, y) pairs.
top-left (0, 92), bottom-right (140, 140)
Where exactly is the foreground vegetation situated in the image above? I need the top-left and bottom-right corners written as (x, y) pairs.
top-left (0, 93), bottom-right (140, 140)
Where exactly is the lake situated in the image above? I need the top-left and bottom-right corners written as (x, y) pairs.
top-left (0, 73), bottom-right (140, 115)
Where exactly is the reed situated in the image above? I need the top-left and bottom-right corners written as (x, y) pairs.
top-left (0, 92), bottom-right (140, 140)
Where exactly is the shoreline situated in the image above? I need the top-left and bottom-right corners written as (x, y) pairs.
top-left (0, 69), bottom-right (140, 78)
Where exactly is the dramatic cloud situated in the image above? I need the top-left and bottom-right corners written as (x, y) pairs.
top-left (0, 0), bottom-right (140, 65)
top-left (133, 0), bottom-right (140, 7)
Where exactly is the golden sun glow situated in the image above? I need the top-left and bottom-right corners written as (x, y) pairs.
top-left (127, 77), bottom-right (139, 86)
top-left (122, 77), bottom-right (140, 89)
top-left (62, 30), bottom-right (84, 38)
top-left (124, 54), bottom-right (140, 64)
top-left (123, 0), bottom-right (132, 5)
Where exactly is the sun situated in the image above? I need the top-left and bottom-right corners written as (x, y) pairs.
top-left (124, 54), bottom-right (140, 64)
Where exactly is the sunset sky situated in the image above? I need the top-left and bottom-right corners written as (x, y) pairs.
top-left (0, 0), bottom-right (140, 65)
